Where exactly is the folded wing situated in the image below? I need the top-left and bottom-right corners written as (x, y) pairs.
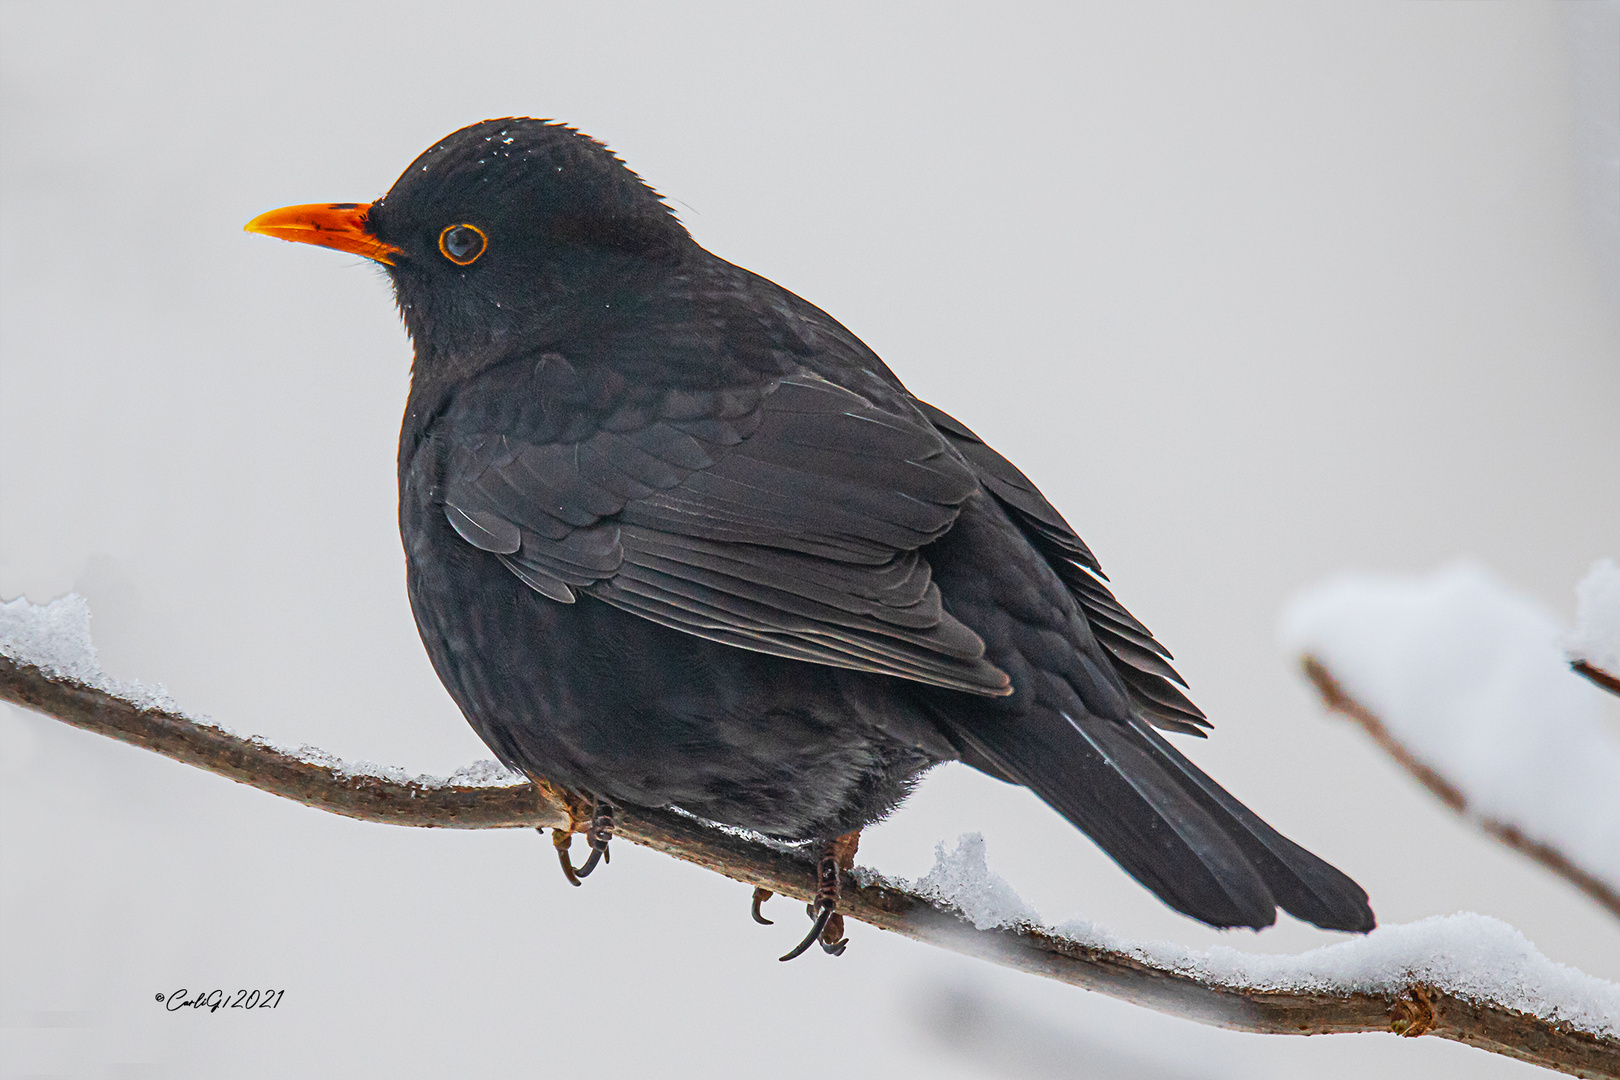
top-left (441, 372), bottom-right (1013, 697)
top-left (914, 400), bottom-right (1211, 736)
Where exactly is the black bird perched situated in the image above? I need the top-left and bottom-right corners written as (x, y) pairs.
top-left (247, 118), bottom-right (1374, 959)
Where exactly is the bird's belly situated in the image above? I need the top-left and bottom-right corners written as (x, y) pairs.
top-left (402, 511), bottom-right (938, 839)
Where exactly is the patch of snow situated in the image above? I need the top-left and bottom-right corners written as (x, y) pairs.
top-left (1172, 915), bottom-right (1611, 1019)
top-left (665, 804), bottom-right (810, 853)
top-left (0, 593), bottom-right (177, 712)
top-left (1119, 913), bottom-right (1617, 1037)
top-left (913, 833), bottom-right (1040, 930)
top-left (1568, 557), bottom-right (1620, 673)
top-left (892, 832), bottom-right (1620, 1038)
top-left (444, 759), bottom-right (529, 787)
top-left (268, 744), bottom-right (526, 790)
top-left (1279, 562), bottom-right (1620, 896)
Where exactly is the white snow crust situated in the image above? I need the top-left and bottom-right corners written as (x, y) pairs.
top-left (0, 593), bottom-right (177, 711)
top-left (1569, 557), bottom-right (1620, 673)
top-left (914, 834), bottom-right (1041, 929)
top-left (1279, 563), bottom-right (1620, 895)
top-left (883, 833), bottom-right (1620, 1037)
top-left (0, 593), bottom-right (526, 790)
top-left (279, 743), bottom-right (526, 790)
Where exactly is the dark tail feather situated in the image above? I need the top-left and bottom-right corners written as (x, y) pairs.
top-left (1129, 722), bottom-right (1376, 932)
top-left (944, 703), bottom-right (1375, 933)
top-left (945, 707), bottom-right (1281, 930)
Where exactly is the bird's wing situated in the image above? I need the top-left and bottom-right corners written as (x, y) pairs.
top-left (912, 400), bottom-right (1211, 735)
top-left (441, 371), bottom-right (1013, 697)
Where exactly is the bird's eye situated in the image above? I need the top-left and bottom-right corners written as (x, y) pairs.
top-left (438, 224), bottom-right (488, 265)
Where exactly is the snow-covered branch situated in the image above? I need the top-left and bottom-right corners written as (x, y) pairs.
top-left (1301, 656), bottom-right (1620, 928)
top-left (1285, 563), bottom-right (1620, 923)
top-left (1570, 559), bottom-right (1620, 698)
top-left (3, 598), bottom-right (1617, 1077)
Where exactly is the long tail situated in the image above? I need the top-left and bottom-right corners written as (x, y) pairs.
top-left (943, 700), bottom-right (1374, 932)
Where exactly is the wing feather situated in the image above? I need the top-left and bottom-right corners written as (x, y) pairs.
top-left (441, 371), bottom-right (1011, 697)
top-left (914, 400), bottom-right (1212, 733)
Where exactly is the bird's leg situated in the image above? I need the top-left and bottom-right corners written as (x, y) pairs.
top-left (574, 798), bottom-right (615, 879)
top-left (778, 830), bottom-right (860, 961)
top-left (554, 796), bottom-right (613, 885)
top-left (537, 784), bottom-right (613, 887)
top-left (817, 831), bottom-right (859, 955)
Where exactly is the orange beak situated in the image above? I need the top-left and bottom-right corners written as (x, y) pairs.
top-left (243, 202), bottom-right (402, 265)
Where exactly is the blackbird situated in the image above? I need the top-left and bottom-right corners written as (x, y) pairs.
top-left (247, 118), bottom-right (1374, 958)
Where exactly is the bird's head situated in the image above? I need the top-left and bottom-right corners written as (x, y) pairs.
top-left (246, 118), bottom-right (691, 361)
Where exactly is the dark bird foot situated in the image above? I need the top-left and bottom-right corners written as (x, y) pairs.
top-left (780, 901), bottom-right (841, 961)
top-left (551, 797), bottom-right (615, 887)
top-left (777, 831), bottom-right (859, 961)
top-left (751, 887), bottom-right (775, 925)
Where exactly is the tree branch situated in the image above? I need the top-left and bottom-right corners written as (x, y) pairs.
top-left (4, 652), bottom-right (1617, 1079)
top-left (1572, 659), bottom-right (1620, 699)
top-left (1302, 655), bottom-right (1620, 925)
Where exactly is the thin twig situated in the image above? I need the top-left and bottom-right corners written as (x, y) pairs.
top-left (1572, 659), bottom-right (1620, 699)
top-left (3, 654), bottom-right (1617, 1079)
top-left (1302, 655), bottom-right (1620, 922)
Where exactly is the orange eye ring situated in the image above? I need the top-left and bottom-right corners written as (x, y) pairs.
top-left (438, 223), bottom-right (488, 265)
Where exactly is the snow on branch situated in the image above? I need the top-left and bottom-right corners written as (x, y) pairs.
top-left (1570, 559), bottom-right (1620, 697)
top-left (1284, 562), bottom-right (1620, 921)
top-left (3, 595), bottom-right (1618, 1079)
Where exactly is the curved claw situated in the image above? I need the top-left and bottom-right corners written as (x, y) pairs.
top-left (751, 887), bottom-right (775, 925)
top-left (552, 799), bottom-right (614, 885)
top-left (574, 843), bottom-right (605, 879)
top-left (779, 902), bottom-right (836, 962)
top-left (553, 829), bottom-right (584, 887)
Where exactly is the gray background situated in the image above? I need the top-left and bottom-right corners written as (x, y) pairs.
top-left (3, 3), bottom-right (1616, 1078)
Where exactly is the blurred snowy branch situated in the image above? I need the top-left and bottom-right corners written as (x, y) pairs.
top-left (1286, 563), bottom-right (1620, 922)
top-left (1301, 655), bottom-right (1620, 928)
top-left (3, 595), bottom-right (1618, 1078)
top-left (1569, 560), bottom-right (1620, 697)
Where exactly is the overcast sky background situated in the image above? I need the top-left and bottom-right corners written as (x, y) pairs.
top-left (2, 3), bottom-right (1617, 1078)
